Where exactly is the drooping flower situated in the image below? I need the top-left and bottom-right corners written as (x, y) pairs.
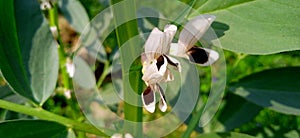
top-left (170, 15), bottom-right (219, 66)
top-left (141, 25), bottom-right (181, 113)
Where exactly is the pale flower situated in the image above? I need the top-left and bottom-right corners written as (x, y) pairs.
top-left (66, 58), bottom-right (75, 78)
top-left (141, 25), bottom-right (181, 113)
top-left (141, 14), bottom-right (219, 113)
top-left (170, 15), bottom-right (219, 66)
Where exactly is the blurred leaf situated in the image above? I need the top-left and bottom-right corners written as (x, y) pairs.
top-left (58, 0), bottom-right (90, 33)
top-left (0, 0), bottom-right (58, 104)
top-left (0, 120), bottom-right (68, 137)
top-left (67, 129), bottom-right (76, 138)
top-left (195, 132), bottom-right (255, 138)
top-left (229, 67), bottom-right (300, 115)
top-left (214, 93), bottom-right (262, 132)
top-left (0, 85), bottom-right (27, 121)
top-left (192, 0), bottom-right (300, 54)
top-left (81, 26), bottom-right (107, 63)
top-left (100, 80), bottom-right (123, 105)
top-left (73, 56), bottom-right (96, 89)
top-left (0, 85), bottom-right (15, 99)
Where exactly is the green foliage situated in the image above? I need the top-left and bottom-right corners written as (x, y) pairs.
top-left (0, 0), bottom-right (299, 137)
top-left (0, 0), bottom-right (58, 104)
top-left (0, 120), bottom-right (68, 138)
top-left (192, 0), bottom-right (300, 54)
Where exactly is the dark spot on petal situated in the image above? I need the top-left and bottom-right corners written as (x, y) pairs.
top-left (164, 55), bottom-right (178, 67)
top-left (187, 46), bottom-right (209, 64)
top-left (156, 55), bottom-right (164, 71)
top-left (143, 86), bottom-right (154, 105)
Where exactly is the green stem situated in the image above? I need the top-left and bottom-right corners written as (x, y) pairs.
top-left (0, 99), bottom-right (111, 136)
top-left (182, 98), bottom-right (205, 138)
top-left (111, 0), bottom-right (143, 137)
top-left (96, 61), bottom-right (110, 88)
top-left (48, 3), bottom-right (71, 90)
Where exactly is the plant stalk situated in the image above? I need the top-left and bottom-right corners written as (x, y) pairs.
top-left (0, 99), bottom-right (111, 136)
top-left (111, 0), bottom-right (143, 137)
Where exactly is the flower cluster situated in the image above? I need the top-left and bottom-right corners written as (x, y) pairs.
top-left (141, 15), bottom-right (219, 113)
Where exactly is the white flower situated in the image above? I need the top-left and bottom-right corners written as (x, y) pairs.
top-left (141, 14), bottom-right (219, 113)
top-left (141, 25), bottom-right (181, 113)
top-left (170, 15), bottom-right (219, 66)
top-left (111, 133), bottom-right (133, 138)
top-left (66, 58), bottom-right (75, 78)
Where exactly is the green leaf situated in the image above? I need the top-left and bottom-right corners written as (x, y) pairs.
top-left (58, 0), bottom-right (90, 33)
top-left (0, 0), bottom-right (34, 103)
top-left (193, 0), bottom-right (300, 54)
top-left (0, 120), bottom-right (68, 137)
top-left (73, 56), bottom-right (96, 89)
top-left (0, 0), bottom-right (59, 104)
top-left (214, 93), bottom-right (262, 132)
top-left (229, 67), bottom-right (300, 115)
top-left (195, 132), bottom-right (255, 138)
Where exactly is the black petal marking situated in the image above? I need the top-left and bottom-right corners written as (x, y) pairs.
top-left (187, 46), bottom-right (209, 64)
top-left (142, 86), bottom-right (154, 105)
top-left (164, 55), bottom-right (178, 67)
top-left (156, 55), bottom-right (164, 71)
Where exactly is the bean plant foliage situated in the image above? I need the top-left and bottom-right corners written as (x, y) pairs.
top-left (0, 0), bottom-right (299, 137)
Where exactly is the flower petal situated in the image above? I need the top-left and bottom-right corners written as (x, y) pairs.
top-left (142, 86), bottom-right (156, 113)
top-left (162, 24), bottom-right (177, 54)
top-left (157, 85), bottom-right (167, 112)
top-left (144, 28), bottom-right (164, 60)
top-left (177, 15), bottom-right (216, 56)
top-left (163, 69), bottom-right (174, 82)
top-left (164, 55), bottom-right (182, 72)
top-left (186, 46), bottom-right (219, 66)
top-left (142, 58), bottom-right (167, 85)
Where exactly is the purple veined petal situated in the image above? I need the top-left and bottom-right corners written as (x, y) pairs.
top-left (177, 15), bottom-right (216, 56)
top-left (186, 46), bottom-right (219, 66)
top-left (142, 86), bottom-right (156, 113)
top-left (164, 55), bottom-right (182, 72)
top-left (144, 27), bottom-right (164, 60)
top-left (156, 84), bottom-right (167, 112)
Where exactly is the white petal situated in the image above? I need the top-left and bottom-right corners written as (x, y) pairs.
top-left (163, 69), bottom-right (174, 82)
top-left (164, 55), bottom-right (182, 72)
top-left (66, 61), bottom-right (75, 78)
top-left (142, 59), bottom-right (167, 85)
top-left (198, 48), bottom-right (219, 66)
top-left (177, 15), bottom-right (216, 56)
top-left (142, 86), bottom-right (156, 113)
top-left (124, 133), bottom-right (134, 138)
top-left (157, 56), bottom-right (168, 75)
top-left (144, 28), bottom-right (164, 60)
top-left (111, 133), bottom-right (122, 138)
top-left (162, 24), bottom-right (177, 54)
top-left (169, 43), bottom-right (179, 56)
top-left (157, 85), bottom-right (167, 112)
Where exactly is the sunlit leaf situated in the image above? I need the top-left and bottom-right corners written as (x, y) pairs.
top-left (192, 0), bottom-right (300, 54)
top-left (229, 67), bottom-right (300, 115)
